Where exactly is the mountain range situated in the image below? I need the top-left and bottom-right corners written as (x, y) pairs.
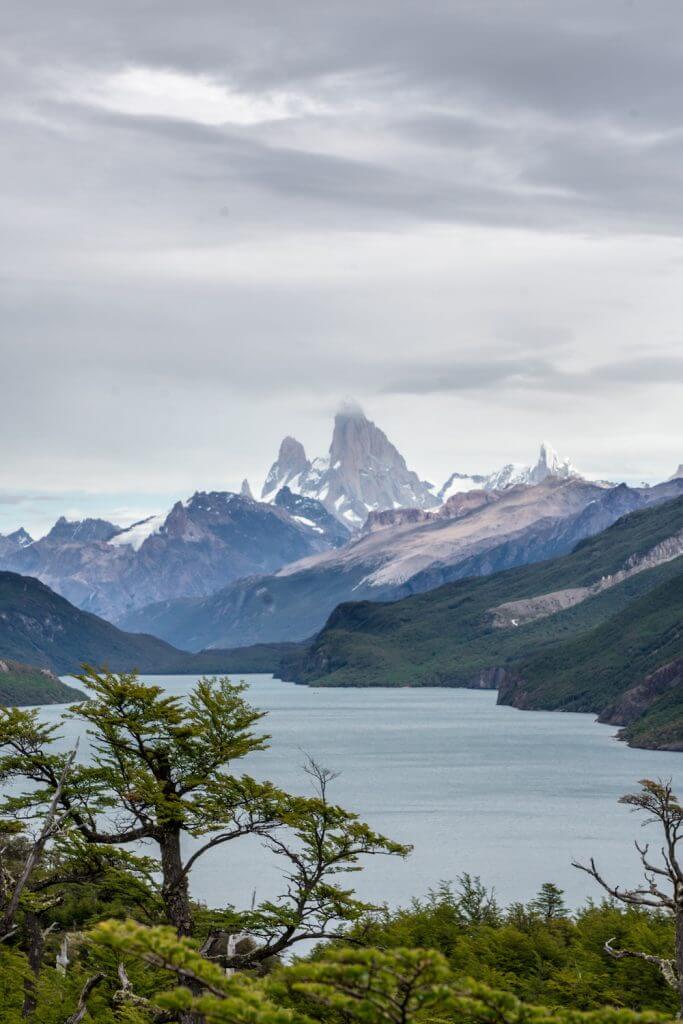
top-left (3, 493), bottom-right (682, 750)
top-left (120, 476), bottom-right (683, 650)
top-left (437, 441), bottom-right (582, 500)
top-left (0, 407), bottom-right (604, 632)
top-left (0, 489), bottom-right (349, 622)
top-left (0, 404), bottom-right (680, 669)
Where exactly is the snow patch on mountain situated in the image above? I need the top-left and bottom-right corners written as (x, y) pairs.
top-left (108, 511), bottom-right (169, 551)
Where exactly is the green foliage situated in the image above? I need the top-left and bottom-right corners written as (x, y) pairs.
top-left (347, 883), bottom-right (678, 1015)
top-left (0, 672), bottom-right (681, 1023)
top-left (530, 884), bottom-right (568, 923)
top-left (92, 923), bottom-right (673, 1024)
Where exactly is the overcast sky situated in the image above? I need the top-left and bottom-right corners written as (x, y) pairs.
top-left (2, 0), bottom-right (683, 535)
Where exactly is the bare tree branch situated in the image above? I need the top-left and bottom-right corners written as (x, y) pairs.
top-left (63, 972), bottom-right (104, 1024)
top-left (604, 937), bottom-right (678, 990)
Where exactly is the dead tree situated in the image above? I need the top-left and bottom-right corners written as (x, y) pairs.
top-left (573, 778), bottom-right (683, 1015)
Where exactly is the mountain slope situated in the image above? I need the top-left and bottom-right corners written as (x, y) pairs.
top-left (121, 478), bottom-right (683, 650)
top-left (0, 490), bottom-right (347, 623)
top-left (0, 571), bottom-right (187, 675)
top-left (269, 496), bottom-right (683, 748)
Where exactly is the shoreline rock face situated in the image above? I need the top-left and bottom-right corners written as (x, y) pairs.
top-left (599, 657), bottom-right (683, 727)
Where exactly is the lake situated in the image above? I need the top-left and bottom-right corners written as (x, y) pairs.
top-left (37, 674), bottom-right (683, 916)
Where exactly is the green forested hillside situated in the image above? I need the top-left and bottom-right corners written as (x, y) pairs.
top-left (277, 497), bottom-right (683, 748)
top-left (0, 658), bottom-right (84, 704)
top-left (0, 570), bottom-right (186, 675)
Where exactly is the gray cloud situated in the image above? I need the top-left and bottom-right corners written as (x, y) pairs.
top-left (385, 356), bottom-right (683, 395)
top-left (1, 0), bottom-right (682, 523)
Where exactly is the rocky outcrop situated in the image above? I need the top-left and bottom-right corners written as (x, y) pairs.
top-left (273, 486), bottom-right (351, 547)
top-left (465, 666), bottom-right (518, 690)
top-left (261, 404), bottom-right (439, 528)
top-left (489, 525), bottom-right (683, 629)
top-left (599, 657), bottom-right (683, 727)
top-left (362, 508), bottom-right (435, 534)
top-left (262, 437), bottom-right (311, 499)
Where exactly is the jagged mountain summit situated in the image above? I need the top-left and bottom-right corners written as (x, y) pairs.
top-left (262, 403), bottom-right (439, 527)
top-left (0, 527), bottom-right (34, 560)
top-left (670, 465), bottom-right (683, 481)
top-left (439, 442), bottom-right (580, 500)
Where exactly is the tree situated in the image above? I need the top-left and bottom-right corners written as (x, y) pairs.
top-left (93, 922), bottom-right (668, 1024)
top-left (574, 778), bottom-right (683, 1015)
top-left (0, 670), bottom-right (407, 960)
top-left (530, 883), bottom-right (568, 923)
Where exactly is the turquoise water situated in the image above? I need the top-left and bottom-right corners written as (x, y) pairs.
top-left (39, 674), bottom-right (683, 915)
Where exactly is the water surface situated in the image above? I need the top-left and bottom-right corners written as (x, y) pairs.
top-left (39, 674), bottom-right (683, 915)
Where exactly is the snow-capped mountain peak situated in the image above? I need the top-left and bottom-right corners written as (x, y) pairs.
top-left (439, 442), bottom-right (581, 500)
top-left (262, 405), bottom-right (439, 528)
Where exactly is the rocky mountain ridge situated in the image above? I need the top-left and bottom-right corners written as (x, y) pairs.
top-left (438, 441), bottom-right (582, 501)
top-left (0, 490), bottom-right (349, 622)
top-left (121, 476), bottom-right (683, 651)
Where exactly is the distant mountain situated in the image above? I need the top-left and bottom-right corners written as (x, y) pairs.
top-left (262, 403), bottom-right (439, 528)
top-left (273, 486), bottom-right (352, 547)
top-left (670, 464), bottom-right (683, 481)
top-left (438, 442), bottom-right (581, 500)
top-left (46, 516), bottom-right (120, 543)
top-left (0, 491), bottom-right (348, 622)
top-left (437, 472), bottom-right (488, 501)
top-left (122, 477), bottom-right (683, 651)
top-left (0, 527), bottom-right (34, 559)
top-left (275, 495), bottom-right (683, 750)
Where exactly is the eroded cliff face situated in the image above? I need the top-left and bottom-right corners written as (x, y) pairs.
top-left (599, 657), bottom-right (683, 727)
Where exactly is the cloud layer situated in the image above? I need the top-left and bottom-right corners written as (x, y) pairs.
top-left (1, 1), bottom-right (682, 534)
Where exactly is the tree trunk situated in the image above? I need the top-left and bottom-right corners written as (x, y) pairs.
top-left (159, 827), bottom-right (193, 937)
top-left (159, 830), bottom-right (203, 1023)
top-left (21, 911), bottom-right (43, 1018)
top-left (676, 902), bottom-right (683, 1018)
